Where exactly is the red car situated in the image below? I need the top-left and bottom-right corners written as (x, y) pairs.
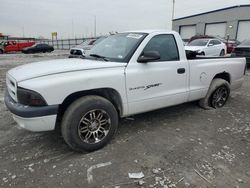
top-left (3, 41), bottom-right (35, 53)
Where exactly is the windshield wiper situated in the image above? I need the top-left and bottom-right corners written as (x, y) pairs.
top-left (89, 54), bottom-right (109, 61)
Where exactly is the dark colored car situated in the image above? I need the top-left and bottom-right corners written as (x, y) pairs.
top-left (232, 39), bottom-right (250, 66)
top-left (22, 43), bottom-right (54, 54)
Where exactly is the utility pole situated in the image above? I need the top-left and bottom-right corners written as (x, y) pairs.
top-left (172, 0), bottom-right (176, 29)
top-left (71, 19), bottom-right (75, 38)
top-left (172, 0), bottom-right (175, 21)
top-left (22, 27), bottom-right (25, 38)
top-left (94, 15), bottom-right (97, 37)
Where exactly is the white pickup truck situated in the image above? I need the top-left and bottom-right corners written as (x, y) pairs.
top-left (5, 30), bottom-right (246, 152)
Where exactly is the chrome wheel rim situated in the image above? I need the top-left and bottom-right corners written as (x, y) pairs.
top-left (211, 86), bottom-right (228, 108)
top-left (78, 109), bottom-right (111, 144)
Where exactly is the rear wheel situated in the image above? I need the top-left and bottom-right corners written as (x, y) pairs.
top-left (61, 95), bottom-right (118, 152)
top-left (199, 78), bottom-right (230, 109)
top-left (210, 85), bottom-right (229, 108)
top-left (201, 52), bottom-right (205, 56)
top-left (0, 49), bottom-right (3, 54)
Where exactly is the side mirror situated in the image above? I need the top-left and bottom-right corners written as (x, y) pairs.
top-left (208, 43), bottom-right (213, 47)
top-left (137, 51), bottom-right (161, 63)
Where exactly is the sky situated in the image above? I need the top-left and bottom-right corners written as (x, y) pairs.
top-left (0, 0), bottom-right (250, 39)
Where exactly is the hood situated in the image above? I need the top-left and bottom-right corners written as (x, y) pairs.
top-left (185, 46), bottom-right (204, 51)
top-left (8, 58), bottom-right (126, 82)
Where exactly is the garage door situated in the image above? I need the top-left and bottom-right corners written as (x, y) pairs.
top-left (205, 23), bottom-right (226, 38)
top-left (237, 21), bottom-right (250, 42)
top-left (180, 25), bottom-right (196, 40)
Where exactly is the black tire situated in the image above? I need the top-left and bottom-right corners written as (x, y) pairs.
top-left (199, 78), bottom-right (230, 109)
top-left (201, 52), bottom-right (205, 56)
top-left (61, 95), bottom-right (118, 152)
top-left (0, 49), bottom-right (3, 54)
top-left (220, 50), bottom-right (225, 56)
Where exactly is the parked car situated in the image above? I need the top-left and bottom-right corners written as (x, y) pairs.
top-left (188, 35), bottom-right (240, 54)
top-left (0, 41), bottom-right (4, 54)
top-left (182, 39), bottom-right (189, 46)
top-left (185, 38), bottom-right (227, 56)
top-left (5, 30), bottom-right (246, 152)
top-left (0, 41), bottom-right (35, 54)
top-left (69, 37), bottom-right (106, 58)
top-left (22, 43), bottom-right (54, 54)
top-left (231, 39), bottom-right (250, 66)
top-left (215, 36), bottom-right (240, 54)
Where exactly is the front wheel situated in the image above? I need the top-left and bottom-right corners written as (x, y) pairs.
top-left (61, 95), bottom-right (118, 152)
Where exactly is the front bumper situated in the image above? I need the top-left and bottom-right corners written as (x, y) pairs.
top-left (4, 92), bottom-right (59, 132)
top-left (68, 54), bottom-right (84, 59)
top-left (13, 114), bottom-right (57, 132)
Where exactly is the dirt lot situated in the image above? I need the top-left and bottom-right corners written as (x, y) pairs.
top-left (0, 52), bottom-right (250, 188)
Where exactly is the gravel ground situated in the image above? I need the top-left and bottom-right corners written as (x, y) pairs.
top-left (0, 52), bottom-right (249, 188)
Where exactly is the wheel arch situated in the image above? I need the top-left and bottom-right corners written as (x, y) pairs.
top-left (56, 88), bottom-right (123, 128)
top-left (213, 72), bottom-right (231, 84)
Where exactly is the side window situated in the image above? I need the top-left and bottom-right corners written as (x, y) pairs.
top-left (142, 34), bottom-right (179, 61)
top-left (208, 40), bottom-right (214, 45)
top-left (214, 40), bottom-right (221, 45)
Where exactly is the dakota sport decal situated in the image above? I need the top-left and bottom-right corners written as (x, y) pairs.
top-left (129, 83), bottom-right (163, 91)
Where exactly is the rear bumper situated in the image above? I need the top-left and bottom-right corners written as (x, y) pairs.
top-left (4, 92), bottom-right (58, 132)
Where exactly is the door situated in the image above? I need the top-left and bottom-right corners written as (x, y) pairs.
top-left (206, 40), bottom-right (220, 56)
top-left (35, 44), bottom-right (43, 52)
top-left (125, 34), bottom-right (189, 115)
top-left (237, 21), bottom-right (250, 42)
top-left (180, 25), bottom-right (196, 40)
top-left (205, 23), bottom-right (226, 38)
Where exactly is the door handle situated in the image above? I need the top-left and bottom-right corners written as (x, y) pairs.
top-left (177, 68), bottom-right (185, 74)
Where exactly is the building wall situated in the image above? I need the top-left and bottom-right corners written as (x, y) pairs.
top-left (173, 5), bottom-right (250, 40)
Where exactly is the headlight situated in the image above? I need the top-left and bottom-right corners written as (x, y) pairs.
top-left (17, 87), bottom-right (47, 106)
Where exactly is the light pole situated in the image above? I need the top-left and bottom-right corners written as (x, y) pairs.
top-left (172, 0), bottom-right (176, 29)
top-left (22, 27), bottom-right (25, 38)
top-left (172, 0), bottom-right (175, 21)
top-left (94, 15), bottom-right (97, 37)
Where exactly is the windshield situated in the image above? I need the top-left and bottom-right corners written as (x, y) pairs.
top-left (93, 37), bottom-right (106, 45)
top-left (188, 39), bottom-right (209, 46)
top-left (240, 40), bottom-right (250, 46)
top-left (86, 33), bottom-right (147, 62)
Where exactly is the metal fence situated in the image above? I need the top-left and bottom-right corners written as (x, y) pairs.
top-left (40, 38), bottom-right (96, 50)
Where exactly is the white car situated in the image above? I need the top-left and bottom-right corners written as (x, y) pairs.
top-left (69, 37), bottom-right (106, 58)
top-left (185, 38), bottom-right (227, 56)
top-left (5, 30), bottom-right (246, 152)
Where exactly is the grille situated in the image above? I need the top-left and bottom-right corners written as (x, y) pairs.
top-left (6, 74), bottom-right (17, 102)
